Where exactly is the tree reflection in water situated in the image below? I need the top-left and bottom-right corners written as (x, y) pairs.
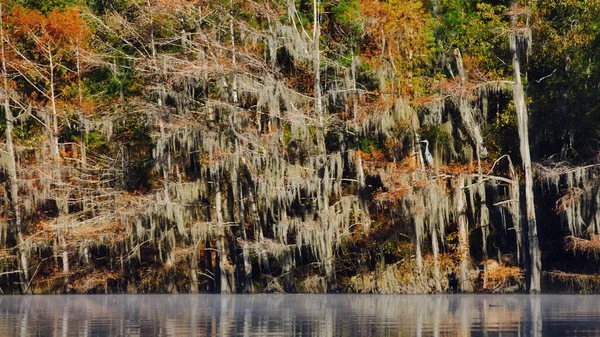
top-left (0, 295), bottom-right (597, 336)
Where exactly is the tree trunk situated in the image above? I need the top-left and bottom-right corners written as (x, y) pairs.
top-left (215, 179), bottom-right (233, 294)
top-left (75, 47), bottom-right (87, 168)
top-left (355, 153), bottom-right (370, 234)
top-left (229, 0), bottom-right (238, 105)
top-left (228, 6), bottom-right (245, 292)
top-left (455, 48), bottom-right (488, 159)
top-left (189, 250), bottom-right (199, 293)
top-left (456, 176), bottom-right (473, 292)
top-left (238, 176), bottom-right (254, 293)
top-left (455, 49), bottom-right (490, 260)
top-left (3, 95), bottom-right (31, 294)
top-left (1, 4), bottom-right (31, 294)
top-left (248, 186), bottom-right (270, 274)
top-left (313, 0), bottom-right (325, 153)
top-left (61, 236), bottom-right (69, 291)
top-left (508, 159), bottom-right (523, 264)
top-left (510, 6), bottom-right (541, 293)
top-left (431, 226), bottom-right (442, 292)
top-left (48, 48), bottom-right (60, 159)
top-left (48, 46), bottom-right (72, 291)
top-left (352, 56), bottom-right (370, 234)
top-left (414, 214), bottom-right (424, 274)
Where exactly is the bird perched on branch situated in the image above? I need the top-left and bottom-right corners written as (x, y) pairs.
top-left (420, 140), bottom-right (434, 167)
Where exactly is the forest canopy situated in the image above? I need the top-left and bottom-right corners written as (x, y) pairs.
top-left (0, 0), bottom-right (599, 294)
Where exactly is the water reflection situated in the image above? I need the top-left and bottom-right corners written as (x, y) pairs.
top-left (0, 294), bottom-right (599, 336)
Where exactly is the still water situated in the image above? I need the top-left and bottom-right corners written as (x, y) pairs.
top-left (0, 294), bottom-right (599, 336)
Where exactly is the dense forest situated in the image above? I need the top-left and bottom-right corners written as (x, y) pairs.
top-left (0, 0), bottom-right (599, 294)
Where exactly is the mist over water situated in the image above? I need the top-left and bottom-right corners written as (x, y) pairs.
top-left (0, 294), bottom-right (599, 336)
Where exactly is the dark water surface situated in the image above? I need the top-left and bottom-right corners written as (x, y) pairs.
top-left (1, 294), bottom-right (599, 336)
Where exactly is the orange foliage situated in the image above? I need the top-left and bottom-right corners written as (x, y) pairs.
top-left (359, 0), bottom-right (432, 94)
top-left (373, 157), bottom-right (420, 203)
top-left (482, 259), bottom-right (523, 292)
top-left (71, 270), bottom-right (121, 293)
top-left (370, 156), bottom-right (497, 204)
top-left (6, 6), bottom-right (92, 108)
top-left (353, 92), bottom-right (392, 123)
top-left (358, 148), bottom-right (386, 166)
top-left (565, 236), bottom-right (600, 259)
top-left (439, 160), bottom-right (491, 175)
top-left (69, 221), bottom-right (126, 243)
top-left (9, 7), bottom-right (90, 52)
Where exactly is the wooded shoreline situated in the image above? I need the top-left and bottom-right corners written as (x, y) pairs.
top-left (0, 0), bottom-right (599, 294)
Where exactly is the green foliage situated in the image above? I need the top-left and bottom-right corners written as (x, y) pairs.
top-left (435, 1), bottom-right (510, 79)
top-left (485, 103), bottom-right (518, 159)
top-left (114, 111), bottom-right (151, 150)
top-left (6, 116), bottom-right (40, 145)
top-left (16, 0), bottom-right (84, 14)
top-left (59, 121), bottom-right (107, 152)
top-left (85, 131), bottom-right (108, 150)
top-left (419, 124), bottom-right (450, 149)
top-left (331, 0), bottom-right (360, 28)
top-left (85, 65), bottom-right (141, 100)
top-left (87, 0), bottom-right (130, 14)
top-left (349, 135), bottom-right (381, 153)
top-left (355, 63), bottom-right (380, 92)
top-left (329, 0), bottom-right (363, 52)
top-left (325, 0), bottom-right (364, 66)
top-left (528, 0), bottom-right (600, 159)
top-left (113, 110), bottom-right (154, 191)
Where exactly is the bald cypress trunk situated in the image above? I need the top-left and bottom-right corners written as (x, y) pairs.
top-left (454, 49), bottom-right (490, 260)
top-left (1, 4), bottom-right (31, 294)
top-left (239, 185), bottom-right (254, 293)
top-left (414, 214), bottom-right (424, 274)
top-left (313, 0), bottom-right (325, 154)
top-left (228, 2), bottom-right (243, 292)
top-left (189, 250), bottom-right (200, 293)
top-left (2, 72), bottom-right (30, 295)
top-left (510, 4), bottom-right (541, 293)
top-left (48, 35), bottom-right (70, 292)
top-left (48, 48), bottom-right (60, 160)
top-left (431, 226), bottom-right (442, 292)
top-left (455, 48), bottom-right (488, 159)
top-left (216, 179), bottom-right (233, 294)
top-left (456, 176), bottom-right (473, 292)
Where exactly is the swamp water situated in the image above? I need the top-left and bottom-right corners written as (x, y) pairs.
top-left (0, 294), bottom-right (599, 336)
